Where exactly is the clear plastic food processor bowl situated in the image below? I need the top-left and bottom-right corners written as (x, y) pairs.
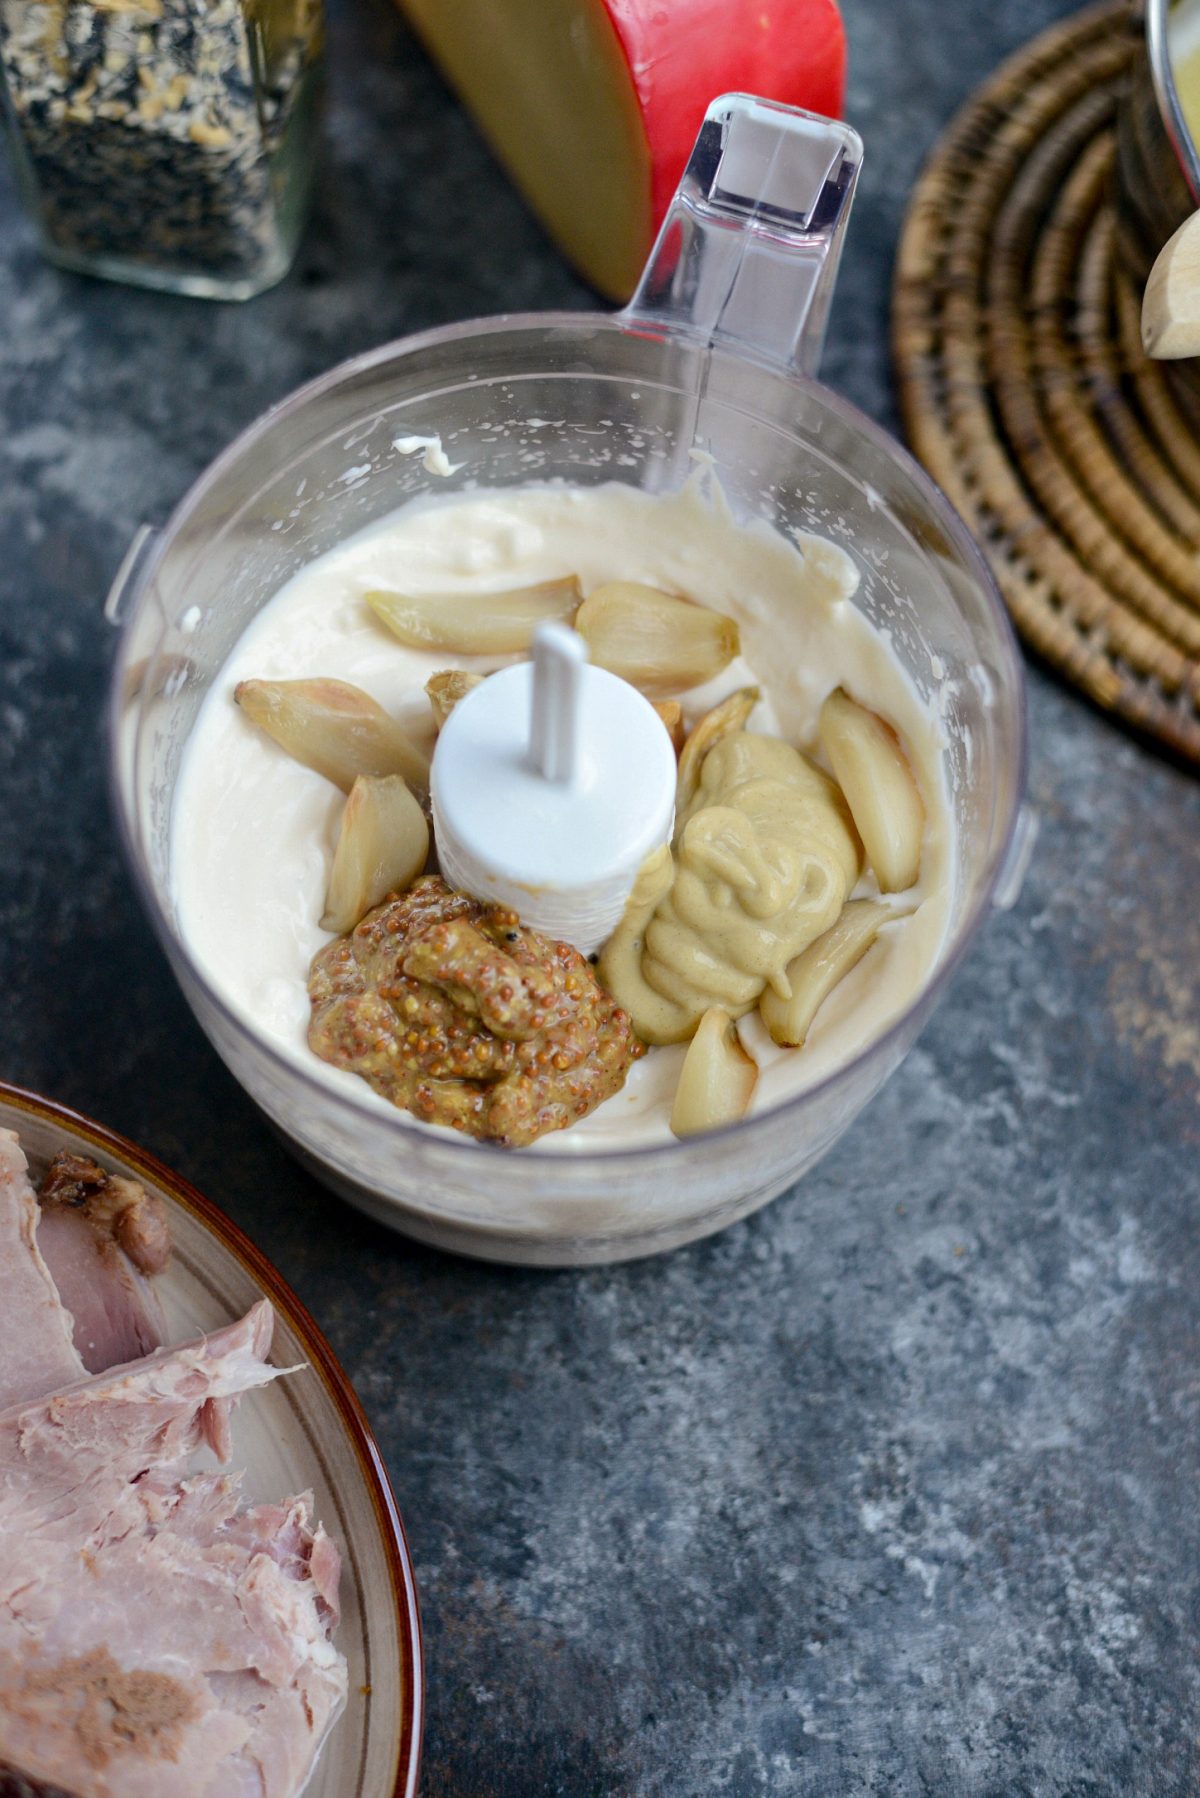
top-left (108, 97), bottom-right (1030, 1265)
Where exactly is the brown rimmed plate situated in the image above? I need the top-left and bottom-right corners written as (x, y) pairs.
top-left (0, 1079), bottom-right (423, 1798)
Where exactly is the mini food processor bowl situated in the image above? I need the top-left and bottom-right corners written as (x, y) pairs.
top-left (1116, 0), bottom-right (1200, 298)
top-left (108, 98), bottom-right (1030, 1266)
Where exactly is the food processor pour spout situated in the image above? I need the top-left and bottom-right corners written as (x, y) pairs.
top-left (622, 94), bottom-right (863, 378)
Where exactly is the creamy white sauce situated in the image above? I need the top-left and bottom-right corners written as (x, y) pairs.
top-left (392, 434), bottom-right (459, 478)
top-left (172, 480), bottom-right (955, 1153)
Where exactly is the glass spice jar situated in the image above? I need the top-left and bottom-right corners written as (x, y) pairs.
top-left (0, 0), bottom-right (323, 298)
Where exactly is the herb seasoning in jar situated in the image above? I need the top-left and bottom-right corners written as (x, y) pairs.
top-left (0, 0), bottom-right (323, 298)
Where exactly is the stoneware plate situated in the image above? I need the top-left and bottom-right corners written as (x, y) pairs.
top-left (0, 1079), bottom-right (423, 1798)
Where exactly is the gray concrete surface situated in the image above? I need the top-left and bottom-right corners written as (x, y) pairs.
top-left (2, 0), bottom-right (1198, 1789)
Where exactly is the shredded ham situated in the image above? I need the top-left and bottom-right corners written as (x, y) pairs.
top-left (0, 1133), bottom-right (85, 1409)
top-left (0, 1143), bottom-right (347, 1798)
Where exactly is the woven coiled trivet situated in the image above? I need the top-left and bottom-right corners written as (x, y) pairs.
top-left (892, 0), bottom-right (1200, 764)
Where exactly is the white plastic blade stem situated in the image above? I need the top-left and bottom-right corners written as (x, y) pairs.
top-left (529, 622), bottom-right (587, 784)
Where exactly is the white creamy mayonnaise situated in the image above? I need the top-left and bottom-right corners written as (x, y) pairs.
top-left (172, 479), bottom-right (956, 1153)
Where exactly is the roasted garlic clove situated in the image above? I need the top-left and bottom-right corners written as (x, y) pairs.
top-left (670, 1006), bottom-right (758, 1138)
top-left (819, 688), bottom-right (924, 893)
top-left (322, 774), bottom-right (430, 934)
top-left (575, 582), bottom-right (740, 697)
top-left (760, 900), bottom-right (892, 1048)
top-left (675, 685), bottom-right (760, 812)
top-left (652, 699), bottom-right (685, 755)
top-left (426, 668), bottom-right (484, 730)
top-left (235, 678), bottom-right (431, 797)
top-left (366, 576), bottom-right (581, 654)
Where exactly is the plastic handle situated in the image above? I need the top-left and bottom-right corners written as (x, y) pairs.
top-left (529, 622), bottom-right (587, 784)
top-left (104, 524), bottom-right (160, 625)
top-left (991, 805), bottom-right (1039, 912)
top-left (622, 94), bottom-right (862, 377)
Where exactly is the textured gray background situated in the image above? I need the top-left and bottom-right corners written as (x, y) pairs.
top-left (2, 0), bottom-right (1199, 1791)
